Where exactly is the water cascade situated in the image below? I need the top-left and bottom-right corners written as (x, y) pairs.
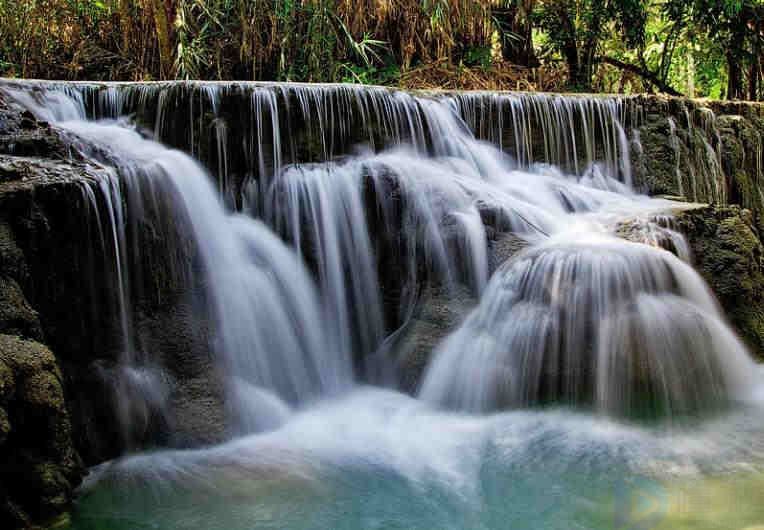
top-left (3, 86), bottom-right (353, 437)
top-left (2, 80), bottom-right (764, 529)
top-left (420, 233), bottom-right (755, 417)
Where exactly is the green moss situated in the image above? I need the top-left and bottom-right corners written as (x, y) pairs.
top-left (0, 407), bottom-right (9, 445)
top-left (634, 118), bottom-right (682, 197)
top-left (677, 206), bottom-right (764, 357)
top-left (18, 370), bottom-right (66, 412)
top-left (0, 334), bottom-right (84, 526)
top-left (0, 334), bottom-right (58, 376)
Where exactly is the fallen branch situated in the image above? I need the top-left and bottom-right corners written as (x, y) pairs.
top-left (601, 57), bottom-right (683, 97)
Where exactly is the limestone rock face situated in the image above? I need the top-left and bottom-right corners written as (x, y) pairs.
top-left (0, 89), bottom-right (227, 527)
top-left (629, 96), bottom-right (763, 213)
top-left (0, 335), bottom-right (85, 528)
top-left (676, 205), bottom-right (764, 358)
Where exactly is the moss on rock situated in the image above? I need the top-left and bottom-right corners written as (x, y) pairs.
top-left (0, 334), bottom-right (84, 528)
top-left (633, 116), bottom-right (682, 197)
top-left (0, 275), bottom-right (43, 341)
top-left (630, 97), bottom-right (763, 214)
top-left (676, 205), bottom-right (764, 357)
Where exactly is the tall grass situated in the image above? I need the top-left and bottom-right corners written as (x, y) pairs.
top-left (0, 0), bottom-right (522, 82)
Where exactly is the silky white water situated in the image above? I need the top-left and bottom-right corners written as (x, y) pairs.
top-left (3, 81), bottom-right (764, 530)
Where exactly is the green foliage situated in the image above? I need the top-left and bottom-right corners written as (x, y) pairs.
top-left (0, 0), bottom-right (759, 100)
top-left (661, 0), bottom-right (762, 98)
top-left (463, 46), bottom-right (493, 68)
top-left (533, 0), bottom-right (649, 90)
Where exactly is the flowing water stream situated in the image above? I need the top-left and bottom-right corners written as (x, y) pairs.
top-left (3, 81), bottom-right (764, 530)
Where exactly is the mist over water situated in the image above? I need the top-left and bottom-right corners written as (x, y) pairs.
top-left (3, 81), bottom-right (764, 530)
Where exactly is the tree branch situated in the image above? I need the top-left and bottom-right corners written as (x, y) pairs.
top-left (601, 56), bottom-right (684, 97)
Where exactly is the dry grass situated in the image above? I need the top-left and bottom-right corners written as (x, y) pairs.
top-left (0, 0), bottom-right (525, 83)
top-left (398, 59), bottom-right (567, 92)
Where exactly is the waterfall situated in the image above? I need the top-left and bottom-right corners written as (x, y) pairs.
top-left (3, 85), bottom-right (353, 439)
top-left (5, 79), bottom-right (764, 530)
top-left (419, 233), bottom-right (755, 417)
top-left (2, 79), bottom-right (760, 430)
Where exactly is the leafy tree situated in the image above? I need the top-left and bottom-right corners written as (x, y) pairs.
top-left (533, 0), bottom-right (648, 91)
top-left (664, 0), bottom-right (763, 100)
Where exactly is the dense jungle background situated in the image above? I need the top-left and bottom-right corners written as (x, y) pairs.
top-left (0, 0), bottom-right (761, 99)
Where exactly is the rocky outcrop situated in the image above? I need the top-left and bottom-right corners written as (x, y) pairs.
top-left (0, 335), bottom-right (84, 527)
top-left (391, 233), bottom-right (528, 391)
top-left (675, 205), bottom-right (764, 358)
top-left (0, 97), bottom-right (94, 527)
top-left (0, 90), bottom-right (226, 527)
top-left (630, 95), bottom-right (764, 216)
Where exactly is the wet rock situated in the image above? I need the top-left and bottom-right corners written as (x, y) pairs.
top-left (632, 115), bottom-right (683, 197)
top-left (716, 115), bottom-right (764, 223)
top-left (393, 284), bottom-right (476, 393)
top-left (629, 96), bottom-right (763, 211)
top-left (0, 334), bottom-right (85, 528)
top-left (0, 276), bottom-right (43, 340)
top-left (489, 232), bottom-right (528, 273)
top-left (136, 297), bottom-right (228, 447)
top-left (391, 231), bottom-right (529, 393)
top-left (675, 205), bottom-right (764, 358)
top-left (0, 94), bottom-right (74, 160)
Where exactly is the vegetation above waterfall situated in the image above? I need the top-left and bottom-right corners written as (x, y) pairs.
top-left (0, 1), bottom-right (761, 99)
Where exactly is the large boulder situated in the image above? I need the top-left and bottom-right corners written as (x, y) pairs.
top-left (675, 205), bottom-right (764, 358)
top-left (0, 335), bottom-right (84, 528)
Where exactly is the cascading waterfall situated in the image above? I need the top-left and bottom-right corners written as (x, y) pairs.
top-left (3, 85), bottom-right (353, 437)
top-left (3, 79), bottom-right (764, 530)
top-left (419, 233), bottom-right (755, 417)
top-left (72, 124), bottom-right (354, 432)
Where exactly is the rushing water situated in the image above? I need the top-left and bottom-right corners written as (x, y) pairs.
top-left (3, 81), bottom-right (764, 530)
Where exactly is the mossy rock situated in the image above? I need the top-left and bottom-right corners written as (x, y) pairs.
top-left (0, 334), bottom-right (59, 377)
top-left (0, 357), bottom-right (14, 402)
top-left (0, 275), bottom-right (43, 340)
top-left (633, 117), bottom-right (682, 197)
top-left (676, 205), bottom-right (764, 357)
top-left (0, 334), bottom-right (84, 528)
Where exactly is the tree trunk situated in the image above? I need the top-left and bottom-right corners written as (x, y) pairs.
top-left (750, 21), bottom-right (762, 101)
top-left (496, 1), bottom-right (538, 67)
top-left (119, 0), bottom-right (131, 54)
top-left (564, 44), bottom-right (584, 89)
top-left (150, 0), bottom-right (173, 79)
top-left (727, 52), bottom-right (743, 100)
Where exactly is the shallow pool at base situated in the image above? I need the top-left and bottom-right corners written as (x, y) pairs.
top-left (61, 390), bottom-right (764, 530)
